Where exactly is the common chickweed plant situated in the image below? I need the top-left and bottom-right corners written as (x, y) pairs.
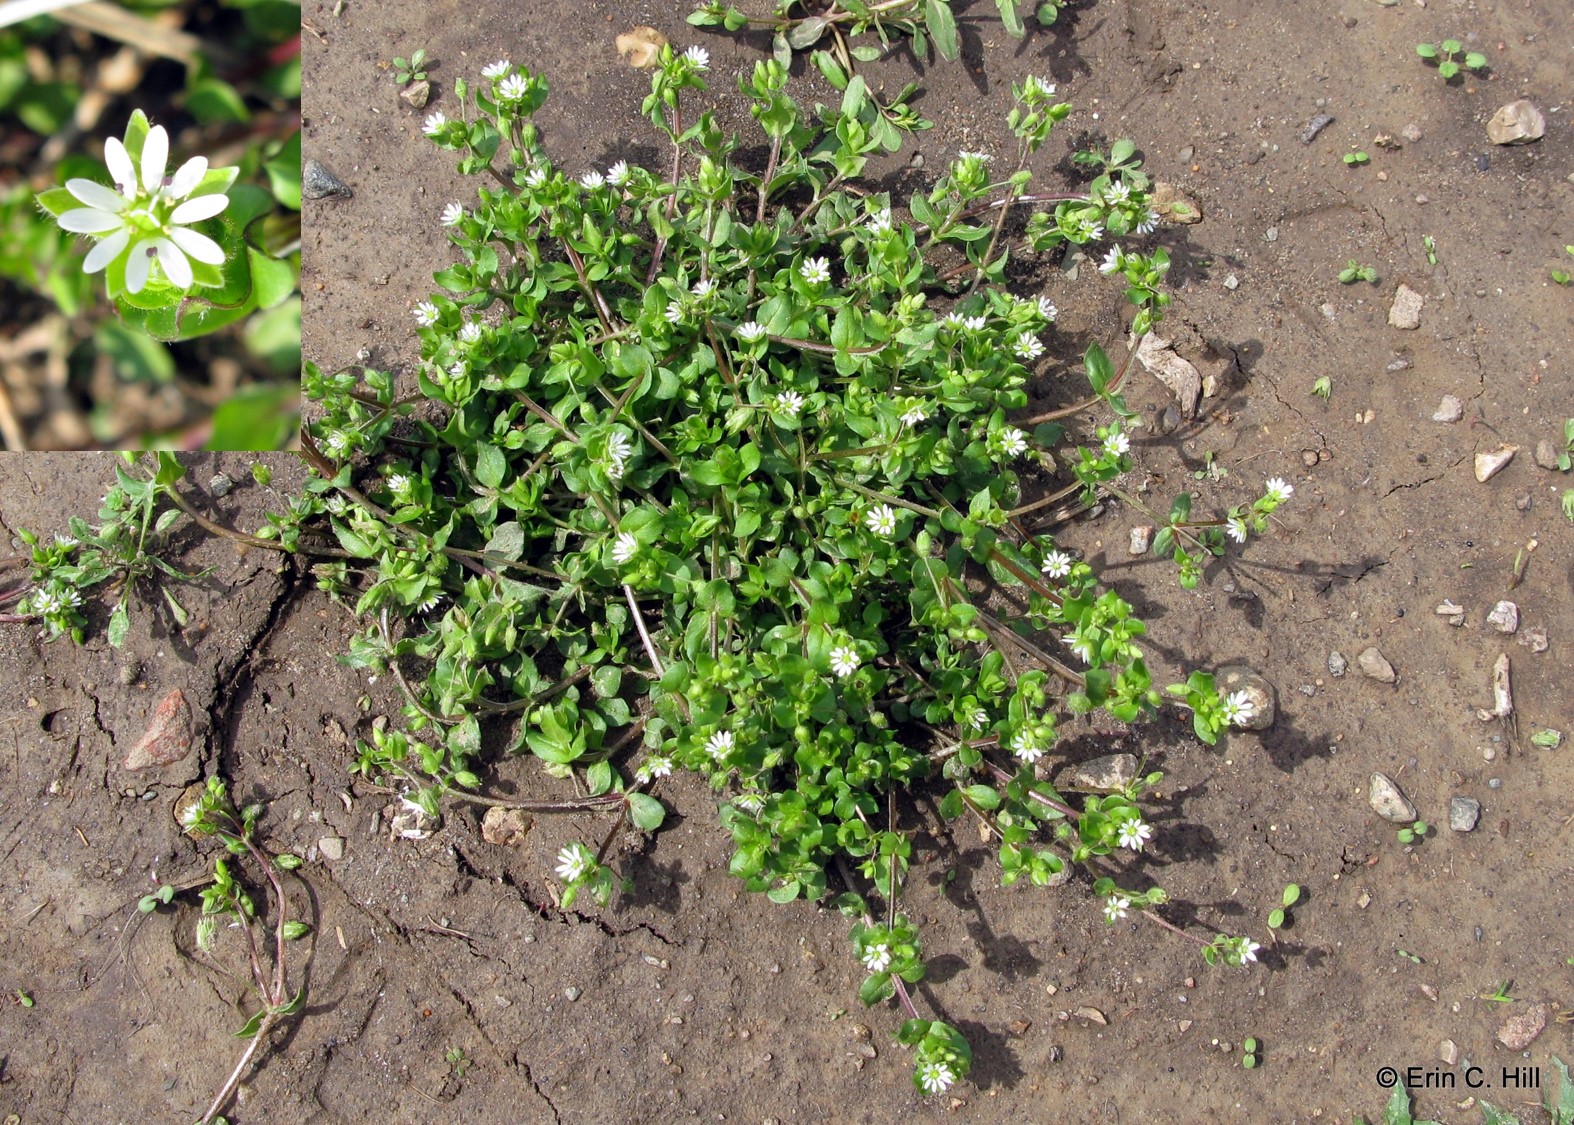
top-left (303, 52), bottom-right (1279, 1094)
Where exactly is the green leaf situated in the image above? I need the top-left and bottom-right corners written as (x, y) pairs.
top-left (187, 77), bottom-right (251, 124)
top-left (995, 0), bottom-right (1025, 37)
top-left (925, 0), bottom-right (960, 60)
top-left (264, 130), bottom-right (302, 210)
top-left (962, 784), bottom-right (1001, 810)
top-left (207, 383), bottom-right (299, 451)
top-left (107, 600), bottom-right (130, 648)
top-left (475, 443), bottom-right (506, 489)
top-left (627, 792), bottom-right (666, 831)
top-left (281, 921), bottom-right (311, 941)
top-left (94, 319), bottom-right (174, 383)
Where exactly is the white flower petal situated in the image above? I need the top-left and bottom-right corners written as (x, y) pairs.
top-left (167, 155), bottom-right (208, 200)
top-left (150, 237), bottom-right (192, 289)
top-left (65, 179), bottom-right (128, 213)
top-left (167, 225), bottom-right (225, 265)
top-left (57, 207), bottom-right (125, 233)
top-left (125, 239), bottom-right (153, 293)
top-left (82, 228), bottom-right (129, 273)
top-left (103, 136), bottom-right (136, 194)
top-left (169, 193), bottom-right (229, 224)
top-left (140, 125), bottom-right (169, 194)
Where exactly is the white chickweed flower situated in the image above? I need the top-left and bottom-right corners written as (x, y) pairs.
top-left (866, 209), bottom-right (892, 234)
top-left (704, 730), bottom-right (735, 761)
top-left (1023, 75), bottom-right (1056, 98)
top-left (1238, 939), bottom-right (1262, 965)
top-left (1102, 428), bottom-right (1131, 458)
top-left (387, 473), bottom-right (410, 495)
top-left (917, 1061), bottom-right (956, 1096)
top-left (447, 360), bottom-right (468, 379)
top-left (1065, 631), bottom-right (1095, 665)
top-left (1226, 516), bottom-right (1248, 544)
top-left (1103, 895), bottom-right (1131, 923)
top-left (322, 430), bottom-right (350, 456)
top-left (957, 150), bottom-right (993, 164)
top-left (900, 404), bottom-right (928, 427)
top-left (692, 278), bottom-right (715, 297)
top-left (736, 320), bottom-right (767, 343)
top-left (606, 431), bottom-right (633, 474)
top-left (1013, 333), bottom-right (1045, 361)
top-left (1099, 246), bottom-right (1125, 275)
top-left (862, 943), bottom-right (892, 973)
top-left (829, 645), bottom-right (861, 678)
top-left (606, 160), bottom-right (629, 186)
top-left (1220, 690), bottom-right (1256, 727)
top-left (969, 708), bottom-right (988, 729)
top-left (497, 73), bottom-right (529, 102)
top-left (555, 843), bottom-right (595, 883)
top-left (1011, 732), bottom-right (1044, 765)
top-left (54, 120), bottom-right (231, 294)
top-left (412, 301), bottom-right (439, 326)
top-left (734, 793), bottom-right (766, 815)
top-left (998, 427), bottom-right (1028, 459)
top-left (579, 170), bottom-right (605, 190)
top-left (683, 45), bottom-right (710, 69)
top-left (482, 60), bottom-right (511, 79)
top-left (1264, 477), bottom-right (1294, 503)
top-left (612, 532), bottom-right (639, 565)
top-left (422, 111), bottom-right (447, 136)
top-left (1135, 209), bottom-right (1160, 235)
top-left (664, 300), bottom-right (684, 325)
top-left (774, 390), bottom-right (804, 415)
top-left (800, 256), bottom-right (831, 285)
top-left (1105, 180), bottom-right (1131, 205)
top-left (459, 321), bottom-right (482, 343)
top-left (440, 202), bottom-right (463, 226)
top-left (1037, 296), bottom-right (1058, 321)
top-left (864, 504), bottom-right (898, 537)
top-left (636, 756), bottom-right (672, 783)
top-left (1118, 818), bottom-right (1153, 851)
top-left (524, 166), bottom-right (548, 189)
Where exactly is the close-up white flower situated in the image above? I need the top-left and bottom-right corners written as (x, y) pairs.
top-left (1011, 732), bottom-right (1044, 764)
top-left (1099, 246), bottom-right (1125, 274)
top-left (800, 256), bottom-right (831, 285)
top-left (422, 111), bottom-right (447, 135)
top-left (1135, 209), bottom-right (1161, 235)
top-left (865, 209), bottom-right (892, 234)
top-left (459, 321), bottom-right (482, 343)
top-left (524, 166), bottom-right (548, 189)
top-left (606, 160), bottom-right (629, 186)
top-left (1238, 938), bottom-right (1262, 965)
top-left (482, 59), bottom-right (511, 79)
top-left (497, 73), bottom-right (529, 102)
top-left (1065, 631), bottom-right (1095, 665)
top-left (705, 730), bottom-right (735, 761)
top-left (736, 320), bottom-right (767, 342)
top-left (997, 427), bottom-right (1028, 459)
top-left (555, 843), bottom-right (595, 883)
top-left (1041, 550), bottom-right (1073, 579)
top-left (612, 532), bottom-right (639, 565)
top-left (1105, 180), bottom-right (1131, 205)
top-left (683, 45), bottom-right (710, 70)
top-left (829, 645), bottom-right (861, 678)
top-left (862, 943), bottom-right (892, 973)
top-left (1226, 516), bottom-right (1248, 544)
top-left (1118, 818), bottom-right (1153, 851)
top-left (1264, 477), bottom-right (1294, 503)
top-left (864, 504), bottom-right (898, 537)
top-left (1104, 895), bottom-right (1131, 923)
top-left (386, 473), bottom-right (410, 495)
top-left (413, 301), bottom-right (439, 326)
top-left (579, 170), bottom-right (605, 190)
top-left (636, 756), bottom-right (672, 783)
top-left (1103, 428), bottom-right (1131, 458)
top-left (53, 120), bottom-right (231, 294)
top-left (440, 202), bottom-right (463, 226)
top-left (691, 278), bottom-right (715, 297)
top-left (1220, 689), bottom-right (1256, 726)
top-left (1012, 333), bottom-right (1045, 361)
top-left (900, 403), bottom-right (927, 427)
top-left (665, 300), bottom-right (684, 325)
top-left (735, 792), bottom-right (766, 815)
top-left (774, 390), bottom-right (804, 415)
top-left (917, 1061), bottom-right (956, 1096)
top-left (1037, 296), bottom-right (1058, 321)
top-left (1023, 75), bottom-right (1056, 98)
top-left (957, 150), bottom-right (993, 164)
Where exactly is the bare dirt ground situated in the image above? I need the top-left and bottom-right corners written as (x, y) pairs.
top-left (3, 0), bottom-right (1572, 1121)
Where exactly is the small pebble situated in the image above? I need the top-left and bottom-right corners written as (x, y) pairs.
top-left (1387, 284), bottom-right (1424, 330)
top-left (1300, 114), bottom-right (1335, 143)
top-left (1129, 526), bottom-right (1153, 555)
top-left (1327, 651), bottom-right (1347, 677)
top-left (1448, 797), bottom-right (1481, 832)
top-left (1401, 123), bottom-right (1423, 142)
top-left (1435, 601), bottom-right (1465, 626)
top-left (1439, 1039), bottom-right (1460, 1065)
top-left (1302, 450), bottom-right (1319, 468)
top-left (209, 473), bottom-right (234, 497)
top-left (1483, 747), bottom-right (1496, 762)
top-left (1474, 444), bottom-right (1518, 483)
top-left (318, 836), bottom-right (345, 861)
top-left (1368, 772), bottom-right (1415, 823)
top-left (1358, 646), bottom-right (1397, 683)
top-left (1487, 777), bottom-right (1502, 790)
top-left (1385, 355), bottom-right (1413, 373)
top-left (1534, 439), bottom-right (1559, 470)
top-left (1223, 274), bottom-right (1240, 291)
top-left (565, 986), bottom-right (582, 1002)
top-left (1432, 395), bottom-right (1463, 423)
top-left (1486, 600), bottom-right (1519, 634)
top-left (304, 158), bottom-right (353, 199)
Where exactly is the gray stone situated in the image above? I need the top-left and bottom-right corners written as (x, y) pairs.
top-left (1129, 526), bottom-right (1153, 555)
top-left (1474, 444), bottom-right (1518, 483)
top-left (1486, 600), bottom-right (1519, 635)
top-left (1368, 773), bottom-right (1416, 823)
top-left (1517, 627), bottom-right (1547, 654)
top-left (1486, 100), bottom-right (1545, 146)
top-left (1535, 439), bottom-right (1560, 470)
top-left (319, 835), bottom-right (346, 861)
top-left (1388, 285), bottom-right (1423, 330)
top-left (399, 79), bottom-right (430, 109)
top-left (1448, 796), bottom-right (1481, 832)
top-left (1432, 395), bottom-right (1463, 423)
top-left (1136, 334), bottom-right (1201, 417)
top-left (1327, 651), bottom-right (1347, 678)
top-left (1385, 355), bottom-right (1413, 373)
top-left (1058, 753), bottom-right (1138, 792)
top-left (304, 158), bottom-right (352, 199)
top-left (1401, 123), bottom-right (1423, 142)
top-left (1497, 1004), bottom-right (1547, 1051)
top-left (1435, 601), bottom-right (1466, 626)
top-left (1358, 646), bottom-right (1397, 683)
top-left (1215, 664), bottom-right (1276, 730)
top-left (1299, 114), bottom-right (1334, 143)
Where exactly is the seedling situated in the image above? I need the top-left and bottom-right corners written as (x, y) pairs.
top-left (14, 988), bottom-right (33, 1008)
top-left (1422, 235), bottom-right (1437, 266)
top-left (1310, 377), bottom-right (1331, 400)
top-left (137, 883), bottom-right (176, 913)
top-left (1563, 490), bottom-right (1574, 522)
top-left (1267, 884), bottom-right (1301, 930)
top-left (1339, 260), bottom-right (1378, 284)
top-left (1396, 819), bottom-right (1428, 845)
top-left (1396, 948), bottom-right (1424, 964)
top-left (1193, 450), bottom-right (1229, 481)
top-left (1241, 1036), bottom-right (1260, 1068)
top-left (1555, 419), bottom-right (1574, 472)
top-left (1481, 980), bottom-right (1515, 1004)
top-left (392, 49), bottom-right (429, 85)
top-left (1553, 247), bottom-right (1574, 286)
top-left (1343, 151), bottom-right (1370, 166)
top-left (1415, 40), bottom-right (1487, 80)
top-left (1531, 728), bottom-right (1564, 750)
top-left (445, 1047), bottom-right (472, 1079)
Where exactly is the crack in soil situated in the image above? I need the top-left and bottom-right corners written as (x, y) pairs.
top-left (206, 561), bottom-right (303, 775)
